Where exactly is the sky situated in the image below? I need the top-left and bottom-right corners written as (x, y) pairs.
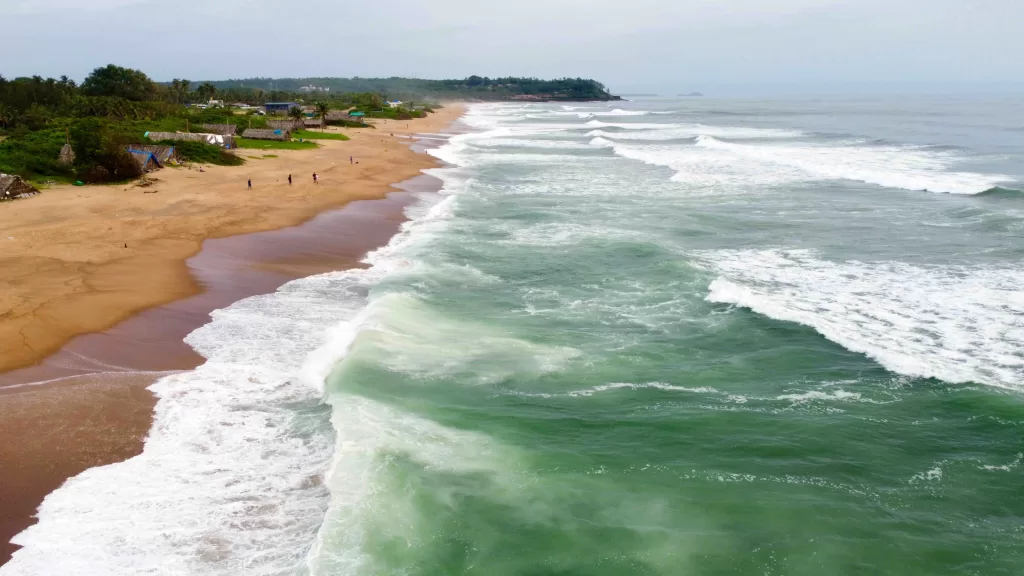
top-left (1, 0), bottom-right (1022, 95)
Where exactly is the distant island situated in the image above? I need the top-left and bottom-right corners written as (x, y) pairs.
top-left (679, 92), bottom-right (705, 97)
top-left (206, 76), bottom-right (621, 102)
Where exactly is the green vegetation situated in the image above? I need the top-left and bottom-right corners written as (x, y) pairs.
top-left (158, 140), bottom-right (244, 166)
top-left (236, 138), bottom-right (319, 150)
top-left (292, 129), bottom-right (349, 141)
top-left (1, 64), bottom-right (608, 185)
top-left (206, 76), bottom-right (619, 102)
top-left (0, 128), bottom-right (72, 180)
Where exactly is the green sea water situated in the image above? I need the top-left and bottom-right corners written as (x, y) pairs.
top-left (309, 99), bottom-right (1024, 574)
top-left (6, 98), bottom-right (1021, 576)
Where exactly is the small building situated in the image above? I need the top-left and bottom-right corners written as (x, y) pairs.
top-left (386, 100), bottom-right (403, 108)
top-left (264, 102), bottom-right (299, 115)
top-left (126, 145), bottom-right (180, 165)
top-left (0, 173), bottom-right (40, 201)
top-left (241, 128), bottom-right (290, 141)
top-left (126, 149), bottom-right (163, 173)
top-left (303, 118), bottom-right (325, 129)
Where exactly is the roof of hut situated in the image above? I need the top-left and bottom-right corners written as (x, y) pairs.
top-left (241, 128), bottom-right (289, 141)
top-left (126, 150), bottom-right (163, 172)
top-left (267, 119), bottom-right (303, 131)
top-left (0, 173), bottom-right (40, 201)
top-left (303, 118), bottom-right (324, 127)
top-left (199, 123), bottom-right (238, 136)
top-left (126, 145), bottom-right (179, 164)
top-left (144, 132), bottom-right (235, 148)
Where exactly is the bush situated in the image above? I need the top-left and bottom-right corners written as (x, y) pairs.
top-left (0, 128), bottom-right (74, 180)
top-left (70, 117), bottom-right (143, 182)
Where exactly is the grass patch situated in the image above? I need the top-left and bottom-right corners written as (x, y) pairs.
top-left (236, 138), bottom-right (319, 150)
top-left (292, 129), bottom-right (350, 141)
top-left (262, 154), bottom-right (278, 158)
top-left (158, 140), bottom-right (244, 166)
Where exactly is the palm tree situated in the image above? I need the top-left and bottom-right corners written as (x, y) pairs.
top-left (288, 106), bottom-right (304, 121)
top-left (0, 103), bottom-right (13, 131)
top-left (314, 102), bottom-right (330, 132)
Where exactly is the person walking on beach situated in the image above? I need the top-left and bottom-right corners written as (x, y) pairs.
top-left (350, 156), bottom-right (353, 165)
top-left (247, 178), bottom-right (252, 190)
top-left (313, 172), bottom-right (319, 185)
top-left (288, 174), bottom-right (292, 185)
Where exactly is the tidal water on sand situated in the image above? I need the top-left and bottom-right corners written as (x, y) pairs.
top-left (5, 97), bottom-right (1024, 575)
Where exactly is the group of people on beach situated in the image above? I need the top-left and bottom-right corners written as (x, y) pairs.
top-left (248, 172), bottom-right (319, 190)
top-left (246, 157), bottom-right (358, 189)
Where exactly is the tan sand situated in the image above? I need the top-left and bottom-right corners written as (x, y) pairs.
top-left (0, 105), bottom-right (463, 374)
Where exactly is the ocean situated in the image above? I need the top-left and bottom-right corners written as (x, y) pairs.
top-left (4, 96), bottom-right (1023, 575)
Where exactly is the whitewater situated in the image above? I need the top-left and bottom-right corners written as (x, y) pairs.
top-left (4, 96), bottom-right (1024, 575)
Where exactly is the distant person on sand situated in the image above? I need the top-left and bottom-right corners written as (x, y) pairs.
top-left (350, 156), bottom-right (353, 164)
top-left (313, 172), bottom-right (319, 184)
top-left (247, 178), bottom-right (252, 190)
top-left (288, 174), bottom-right (292, 185)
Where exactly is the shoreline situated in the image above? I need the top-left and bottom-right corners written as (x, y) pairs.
top-left (0, 105), bottom-right (464, 375)
top-left (0, 107), bottom-right (464, 565)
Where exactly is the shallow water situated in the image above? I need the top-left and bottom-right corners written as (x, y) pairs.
top-left (5, 97), bottom-right (1023, 575)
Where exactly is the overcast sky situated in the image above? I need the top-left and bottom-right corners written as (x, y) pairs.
top-left (2, 0), bottom-right (1021, 95)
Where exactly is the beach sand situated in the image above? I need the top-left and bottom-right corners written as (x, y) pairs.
top-left (0, 105), bottom-right (463, 564)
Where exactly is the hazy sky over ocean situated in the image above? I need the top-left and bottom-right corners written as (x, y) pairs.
top-left (2, 0), bottom-right (1021, 94)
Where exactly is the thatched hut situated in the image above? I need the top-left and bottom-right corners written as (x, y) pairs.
top-left (126, 145), bottom-right (181, 165)
top-left (199, 123), bottom-right (238, 136)
top-left (0, 174), bottom-right (40, 201)
top-left (267, 119), bottom-right (303, 132)
top-left (144, 132), bottom-right (235, 148)
top-left (126, 149), bottom-right (163, 173)
top-left (303, 118), bottom-right (325, 129)
top-left (241, 128), bottom-right (289, 142)
top-left (58, 143), bottom-right (76, 166)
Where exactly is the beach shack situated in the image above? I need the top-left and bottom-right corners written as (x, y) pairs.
top-left (0, 173), bottom-right (40, 201)
top-left (264, 102), bottom-right (299, 115)
top-left (126, 149), bottom-right (163, 173)
top-left (144, 131), bottom-right (236, 149)
top-left (241, 128), bottom-right (290, 141)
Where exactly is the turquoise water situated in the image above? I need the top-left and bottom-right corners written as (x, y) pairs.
top-left (310, 100), bottom-right (1024, 574)
top-left (5, 98), bottom-right (1022, 575)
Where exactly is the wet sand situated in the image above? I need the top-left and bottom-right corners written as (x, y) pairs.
top-left (0, 108), bottom-right (461, 564)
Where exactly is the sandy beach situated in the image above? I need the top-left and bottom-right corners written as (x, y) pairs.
top-left (0, 105), bottom-right (463, 564)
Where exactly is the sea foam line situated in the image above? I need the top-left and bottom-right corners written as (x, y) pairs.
top-left (701, 249), bottom-right (1024, 391)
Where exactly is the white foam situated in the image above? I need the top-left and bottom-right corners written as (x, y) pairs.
top-left (3, 270), bottom-right (370, 575)
top-left (702, 136), bottom-right (1006, 194)
top-left (776, 390), bottom-right (863, 403)
top-left (701, 249), bottom-right (1024, 391)
top-left (587, 124), bottom-right (803, 141)
top-left (584, 119), bottom-right (689, 130)
top-left (569, 382), bottom-right (719, 396)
